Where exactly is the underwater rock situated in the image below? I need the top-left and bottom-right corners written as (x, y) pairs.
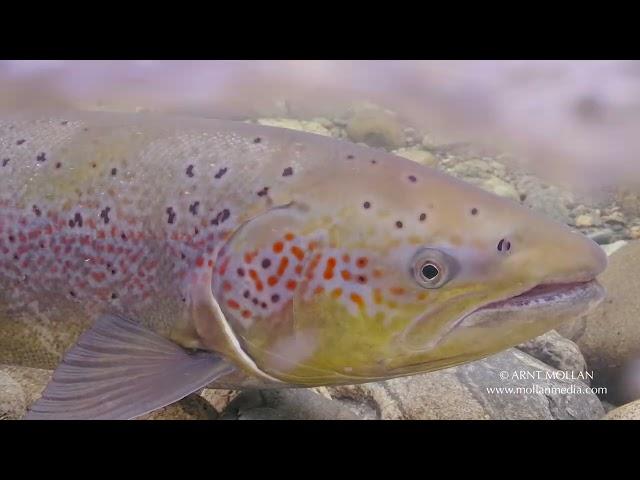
top-left (445, 159), bottom-right (519, 201)
top-left (574, 214), bottom-right (599, 228)
top-left (327, 349), bottom-right (604, 420)
top-left (346, 107), bottom-right (406, 149)
top-left (516, 330), bottom-right (589, 384)
top-left (256, 118), bottom-right (332, 137)
top-left (603, 399), bottom-right (640, 420)
top-left (219, 388), bottom-right (363, 420)
top-left (600, 240), bottom-right (628, 256)
top-left (141, 393), bottom-right (218, 420)
top-left (392, 147), bottom-right (437, 167)
top-left (200, 388), bottom-right (240, 413)
top-left (588, 229), bottom-right (615, 245)
top-left (630, 225), bottom-right (640, 240)
top-left (0, 370), bottom-right (26, 420)
top-left (516, 175), bottom-right (573, 224)
top-left (557, 241), bottom-right (640, 373)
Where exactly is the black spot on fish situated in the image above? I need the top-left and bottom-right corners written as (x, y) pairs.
top-left (363, 201), bottom-right (371, 209)
top-left (214, 167), bottom-right (227, 179)
top-left (243, 290), bottom-right (250, 298)
top-left (282, 167), bottom-right (293, 177)
top-left (72, 212), bottom-right (83, 228)
top-left (181, 253), bottom-right (186, 260)
top-left (16, 139), bottom-right (25, 145)
top-left (91, 163), bottom-right (97, 169)
top-left (261, 258), bottom-right (271, 269)
top-left (13, 254), bottom-right (18, 260)
top-left (271, 294), bottom-right (280, 303)
top-left (60, 121), bottom-right (68, 126)
top-left (111, 292), bottom-right (118, 299)
top-left (166, 207), bottom-right (176, 224)
top-left (100, 207), bottom-right (111, 224)
top-left (370, 159), bottom-right (377, 165)
top-left (346, 155), bottom-right (354, 160)
top-left (419, 213), bottom-right (427, 222)
top-left (69, 290), bottom-right (76, 297)
top-left (8, 236), bottom-right (15, 243)
top-left (471, 208), bottom-right (478, 216)
top-left (111, 269), bottom-right (117, 275)
top-left (36, 153), bottom-right (46, 162)
top-left (237, 268), bottom-right (245, 277)
top-left (395, 221), bottom-right (403, 229)
top-left (252, 298), bottom-right (259, 305)
top-left (261, 302), bottom-right (267, 309)
top-left (39, 242), bottom-right (45, 249)
top-left (257, 187), bottom-right (269, 197)
top-left (111, 167), bottom-right (117, 176)
top-left (55, 162), bottom-right (62, 169)
top-left (32, 205), bottom-right (42, 217)
top-left (1, 158), bottom-right (9, 167)
top-left (408, 175), bottom-right (417, 183)
top-left (212, 209), bottom-right (231, 226)
top-left (121, 233), bottom-right (128, 241)
top-left (186, 165), bottom-right (195, 177)
top-left (188, 201), bottom-right (200, 216)
top-left (253, 137), bottom-right (262, 143)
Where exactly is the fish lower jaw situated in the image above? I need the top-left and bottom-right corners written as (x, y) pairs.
top-left (475, 279), bottom-right (605, 312)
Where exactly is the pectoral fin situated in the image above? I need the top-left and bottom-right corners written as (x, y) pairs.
top-left (24, 313), bottom-right (235, 420)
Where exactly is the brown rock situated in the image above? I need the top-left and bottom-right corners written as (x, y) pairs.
top-left (604, 399), bottom-right (640, 420)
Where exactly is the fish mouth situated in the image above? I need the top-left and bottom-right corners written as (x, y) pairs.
top-left (473, 279), bottom-right (605, 313)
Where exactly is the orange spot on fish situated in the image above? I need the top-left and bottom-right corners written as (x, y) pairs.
top-left (277, 256), bottom-right (289, 276)
top-left (356, 257), bottom-right (368, 268)
top-left (223, 282), bottom-right (232, 292)
top-left (390, 287), bottom-right (405, 296)
top-left (273, 241), bottom-right (284, 253)
top-left (324, 257), bottom-right (336, 280)
top-left (342, 254), bottom-right (351, 263)
top-left (286, 280), bottom-right (297, 291)
top-left (373, 289), bottom-right (383, 304)
top-left (195, 257), bottom-right (205, 268)
top-left (218, 258), bottom-right (229, 275)
top-left (314, 286), bottom-right (325, 295)
top-left (244, 251), bottom-right (256, 264)
top-left (284, 232), bottom-right (295, 241)
top-left (249, 269), bottom-right (264, 292)
top-left (341, 270), bottom-right (352, 281)
top-left (331, 288), bottom-right (342, 298)
top-left (350, 293), bottom-right (365, 309)
top-left (372, 268), bottom-right (383, 278)
top-left (267, 276), bottom-right (279, 286)
top-left (227, 299), bottom-right (240, 309)
top-left (241, 310), bottom-right (252, 319)
top-left (417, 292), bottom-right (428, 301)
top-left (291, 245), bottom-right (304, 261)
top-left (295, 264), bottom-right (303, 275)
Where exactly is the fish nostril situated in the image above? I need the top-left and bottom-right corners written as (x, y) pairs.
top-left (497, 238), bottom-right (511, 253)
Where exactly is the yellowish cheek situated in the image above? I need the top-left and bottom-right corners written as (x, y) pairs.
top-left (237, 293), bottom-right (426, 385)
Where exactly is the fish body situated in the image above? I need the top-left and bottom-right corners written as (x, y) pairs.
top-left (0, 110), bottom-right (607, 418)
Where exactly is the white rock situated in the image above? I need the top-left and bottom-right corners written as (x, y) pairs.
top-left (256, 118), bottom-right (331, 137)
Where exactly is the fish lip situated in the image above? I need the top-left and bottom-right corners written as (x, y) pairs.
top-left (472, 279), bottom-right (605, 312)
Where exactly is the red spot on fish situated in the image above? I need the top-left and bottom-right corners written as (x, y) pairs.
top-left (195, 257), bottom-right (205, 267)
top-left (342, 254), bottom-right (351, 263)
top-left (241, 310), bottom-right (252, 319)
top-left (286, 279), bottom-right (297, 291)
top-left (356, 257), bottom-right (368, 268)
top-left (284, 233), bottom-right (295, 241)
top-left (227, 299), bottom-right (240, 310)
top-left (249, 269), bottom-right (264, 292)
top-left (267, 275), bottom-right (279, 286)
top-left (341, 270), bottom-right (352, 281)
top-left (294, 264), bottom-right (303, 275)
top-left (291, 245), bottom-right (305, 261)
top-left (273, 241), bottom-right (284, 253)
top-left (92, 272), bottom-right (106, 283)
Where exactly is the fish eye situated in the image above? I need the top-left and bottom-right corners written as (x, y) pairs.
top-left (411, 248), bottom-right (456, 289)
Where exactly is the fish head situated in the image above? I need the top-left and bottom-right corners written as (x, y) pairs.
top-left (209, 147), bottom-right (607, 385)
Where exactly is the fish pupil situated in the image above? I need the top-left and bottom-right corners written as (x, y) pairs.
top-left (421, 263), bottom-right (439, 280)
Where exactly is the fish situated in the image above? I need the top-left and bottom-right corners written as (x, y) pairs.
top-left (0, 110), bottom-right (607, 419)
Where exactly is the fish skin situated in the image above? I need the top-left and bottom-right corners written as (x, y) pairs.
top-left (0, 110), bottom-right (606, 391)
